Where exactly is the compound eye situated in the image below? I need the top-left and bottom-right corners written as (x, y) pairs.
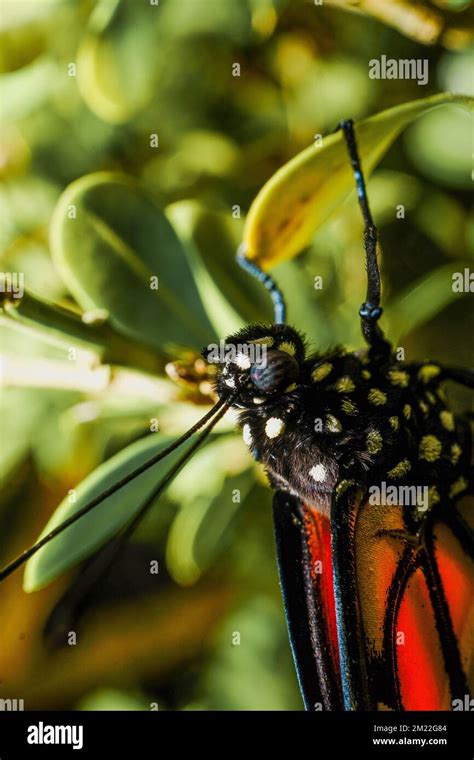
top-left (250, 349), bottom-right (299, 393)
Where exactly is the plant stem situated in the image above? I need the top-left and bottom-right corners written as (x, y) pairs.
top-left (1, 290), bottom-right (167, 376)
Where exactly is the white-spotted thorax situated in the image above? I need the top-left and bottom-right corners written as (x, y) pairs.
top-left (204, 324), bottom-right (470, 520)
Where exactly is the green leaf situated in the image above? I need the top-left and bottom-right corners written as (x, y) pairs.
top-left (0, 0), bottom-right (67, 73)
top-left (77, 0), bottom-right (159, 124)
top-left (243, 93), bottom-right (473, 268)
top-left (23, 433), bottom-right (182, 592)
top-left (49, 172), bottom-right (216, 355)
top-left (166, 436), bottom-right (253, 585)
top-left (325, 0), bottom-right (473, 47)
top-left (166, 201), bottom-right (272, 335)
top-left (405, 105), bottom-right (472, 188)
top-left (199, 597), bottom-right (299, 710)
top-left (0, 56), bottom-right (61, 122)
top-left (0, 388), bottom-right (50, 485)
top-left (2, 290), bottom-right (167, 376)
top-left (157, 0), bottom-right (252, 41)
top-left (0, 175), bottom-right (58, 250)
top-left (384, 260), bottom-right (471, 340)
top-left (77, 688), bottom-right (149, 711)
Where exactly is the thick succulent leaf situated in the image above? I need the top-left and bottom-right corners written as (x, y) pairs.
top-left (165, 436), bottom-right (253, 585)
top-left (77, 0), bottom-right (159, 123)
top-left (243, 93), bottom-right (473, 268)
top-left (24, 433), bottom-right (183, 591)
top-left (166, 471), bottom-right (254, 586)
top-left (49, 172), bottom-right (216, 355)
top-left (167, 201), bottom-right (273, 335)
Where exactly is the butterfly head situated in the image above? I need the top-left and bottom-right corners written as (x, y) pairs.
top-left (204, 324), bottom-right (305, 405)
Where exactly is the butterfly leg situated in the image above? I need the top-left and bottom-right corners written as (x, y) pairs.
top-left (338, 120), bottom-right (391, 361)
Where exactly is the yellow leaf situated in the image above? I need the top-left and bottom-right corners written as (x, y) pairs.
top-left (243, 93), bottom-right (473, 268)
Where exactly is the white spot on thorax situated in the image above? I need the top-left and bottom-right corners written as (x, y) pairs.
top-left (242, 424), bottom-right (253, 446)
top-left (309, 464), bottom-right (327, 482)
top-left (265, 417), bottom-right (285, 439)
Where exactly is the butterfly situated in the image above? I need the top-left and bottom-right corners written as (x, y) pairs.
top-left (1, 120), bottom-right (473, 711)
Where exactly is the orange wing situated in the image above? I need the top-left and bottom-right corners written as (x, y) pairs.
top-left (336, 486), bottom-right (473, 710)
top-left (274, 484), bottom-right (473, 710)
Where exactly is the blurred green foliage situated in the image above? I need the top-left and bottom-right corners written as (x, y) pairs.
top-left (0, 0), bottom-right (473, 711)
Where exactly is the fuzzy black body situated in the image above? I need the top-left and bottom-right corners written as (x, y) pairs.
top-left (207, 323), bottom-right (472, 522)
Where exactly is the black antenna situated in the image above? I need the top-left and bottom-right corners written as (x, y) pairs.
top-left (47, 393), bottom-right (237, 615)
top-left (236, 244), bottom-right (286, 324)
top-left (0, 395), bottom-right (235, 582)
top-left (338, 119), bottom-right (390, 358)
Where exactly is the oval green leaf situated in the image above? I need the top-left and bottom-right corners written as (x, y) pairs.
top-left (77, 0), bottom-right (159, 123)
top-left (167, 201), bottom-right (273, 335)
top-left (50, 172), bottom-right (216, 355)
top-left (24, 432), bottom-right (183, 592)
top-left (244, 93), bottom-right (473, 268)
top-left (165, 436), bottom-right (253, 585)
top-left (384, 260), bottom-right (471, 340)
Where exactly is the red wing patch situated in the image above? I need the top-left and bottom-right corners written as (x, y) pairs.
top-left (303, 506), bottom-right (340, 679)
top-left (354, 497), bottom-right (473, 710)
top-left (397, 566), bottom-right (450, 710)
top-left (432, 511), bottom-right (474, 694)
